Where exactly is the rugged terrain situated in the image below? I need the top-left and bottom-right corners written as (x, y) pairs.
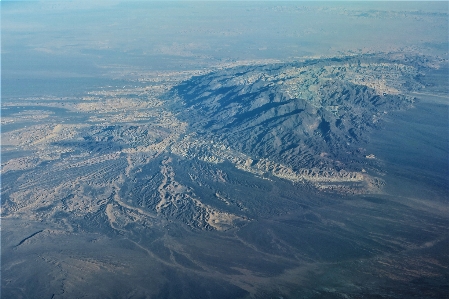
top-left (2, 53), bottom-right (434, 231)
top-left (2, 53), bottom-right (448, 298)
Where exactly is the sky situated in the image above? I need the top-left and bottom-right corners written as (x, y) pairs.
top-left (2, 1), bottom-right (448, 80)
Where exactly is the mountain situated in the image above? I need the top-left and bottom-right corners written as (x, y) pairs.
top-left (165, 54), bottom-right (424, 194)
top-left (171, 56), bottom-right (418, 167)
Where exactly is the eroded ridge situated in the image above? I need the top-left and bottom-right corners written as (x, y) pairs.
top-left (1, 71), bottom-right (247, 231)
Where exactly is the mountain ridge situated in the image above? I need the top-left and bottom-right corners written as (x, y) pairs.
top-left (167, 54), bottom-right (421, 179)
